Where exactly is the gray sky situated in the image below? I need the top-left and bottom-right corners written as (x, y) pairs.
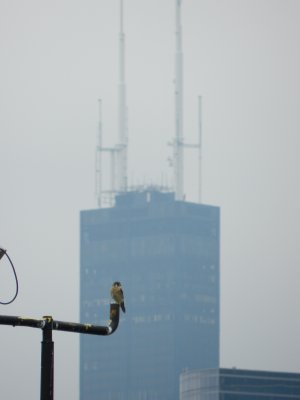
top-left (1, 0), bottom-right (300, 398)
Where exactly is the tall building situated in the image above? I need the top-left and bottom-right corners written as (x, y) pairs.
top-left (80, 190), bottom-right (220, 400)
top-left (180, 368), bottom-right (300, 400)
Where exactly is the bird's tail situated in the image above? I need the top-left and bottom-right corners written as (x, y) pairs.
top-left (121, 302), bottom-right (126, 313)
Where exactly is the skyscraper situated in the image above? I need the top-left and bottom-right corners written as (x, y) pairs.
top-left (80, 190), bottom-right (220, 400)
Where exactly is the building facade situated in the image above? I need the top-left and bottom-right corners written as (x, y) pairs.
top-left (180, 368), bottom-right (300, 400)
top-left (80, 191), bottom-right (220, 400)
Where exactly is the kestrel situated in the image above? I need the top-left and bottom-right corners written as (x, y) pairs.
top-left (111, 281), bottom-right (126, 313)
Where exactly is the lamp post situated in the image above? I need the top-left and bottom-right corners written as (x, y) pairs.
top-left (0, 304), bottom-right (120, 400)
top-left (0, 248), bottom-right (121, 400)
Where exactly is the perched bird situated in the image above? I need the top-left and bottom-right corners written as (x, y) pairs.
top-left (111, 281), bottom-right (126, 313)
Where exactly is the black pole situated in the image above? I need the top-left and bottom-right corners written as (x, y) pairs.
top-left (0, 304), bottom-right (120, 399)
top-left (40, 316), bottom-right (54, 400)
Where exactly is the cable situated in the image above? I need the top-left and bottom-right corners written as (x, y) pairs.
top-left (0, 249), bottom-right (19, 305)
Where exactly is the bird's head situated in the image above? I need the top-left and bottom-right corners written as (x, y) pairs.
top-left (113, 281), bottom-right (121, 287)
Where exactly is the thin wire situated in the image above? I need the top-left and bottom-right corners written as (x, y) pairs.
top-left (0, 251), bottom-right (19, 305)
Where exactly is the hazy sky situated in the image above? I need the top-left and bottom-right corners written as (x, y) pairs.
top-left (1, 0), bottom-right (300, 398)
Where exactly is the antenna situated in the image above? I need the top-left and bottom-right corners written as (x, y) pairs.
top-left (117, 0), bottom-right (128, 193)
top-left (95, 99), bottom-right (117, 207)
top-left (174, 0), bottom-right (184, 200)
top-left (95, 0), bottom-right (128, 207)
top-left (172, 0), bottom-right (202, 203)
top-left (198, 96), bottom-right (202, 203)
top-left (95, 99), bottom-right (103, 208)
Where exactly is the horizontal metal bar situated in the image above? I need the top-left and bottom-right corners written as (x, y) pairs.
top-left (52, 320), bottom-right (109, 335)
top-left (0, 315), bottom-right (44, 329)
top-left (0, 304), bottom-right (120, 336)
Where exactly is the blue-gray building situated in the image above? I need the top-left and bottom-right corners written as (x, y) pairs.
top-left (80, 191), bottom-right (220, 400)
top-left (180, 368), bottom-right (300, 400)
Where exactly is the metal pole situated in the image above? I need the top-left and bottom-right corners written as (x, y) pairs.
top-left (174, 0), bottom-right (184, 200)
top-left (96, 99), bottom-right (103, 208)
top-left (198, 95), bottom-right (202, 204)
top-left (40, 317), bottom-right (54, 400)
top-left (118, 0), bottom-right (127, 193)
top-left (0, 304), bottom-right (120, 399)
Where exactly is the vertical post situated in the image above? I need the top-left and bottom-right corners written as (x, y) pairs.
top-left (96, 99), bottom-right (103, 208)
top-left (174, 0), bottom-right (184, 200)
top-left (118, 0), bottom-right (127, 193)
top-left (40, 316), bottom-right (54, 400)
top-left (111, 150), bottom-right (116, 204)
top-left (198, 95), bottom-right (202, 204)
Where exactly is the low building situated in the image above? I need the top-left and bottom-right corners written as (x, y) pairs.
top-left (180, 368), bottom-right (300, 400)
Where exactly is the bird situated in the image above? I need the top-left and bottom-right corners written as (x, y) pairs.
top-left (111, 281), bottom-right (126, 313)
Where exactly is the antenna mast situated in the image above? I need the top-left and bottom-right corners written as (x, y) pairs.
top-left (198, 96), bottom-right (202, 203)
top-left (117, 0), bottom-right (128, 193)
top-left (95, 0), bottom-right (128, 207)
top-left (95, 99), bottom-right (103, 208)
top-left (174, 0), bottom-right (184, 200)
top-left (171, 0), bottom-right (202, 203)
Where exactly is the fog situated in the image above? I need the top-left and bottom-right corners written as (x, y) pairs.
top-left (0, 0), bottom-right (300, 398)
